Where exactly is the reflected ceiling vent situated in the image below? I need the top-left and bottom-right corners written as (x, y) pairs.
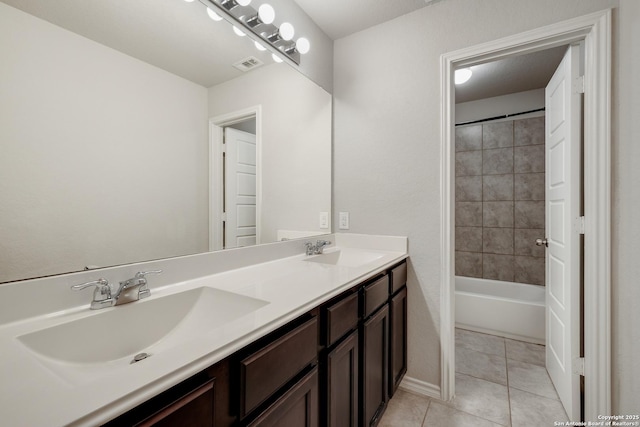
top-left (233, 56), bottom-right (264, 72)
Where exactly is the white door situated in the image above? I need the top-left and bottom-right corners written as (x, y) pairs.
top-left (545, 44), bottom-right (582, 420)
top-left (224, 128), bottom-right (257, 248)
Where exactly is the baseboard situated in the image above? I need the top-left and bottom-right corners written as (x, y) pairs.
top-left (398, 376), bottom-right (441, 400)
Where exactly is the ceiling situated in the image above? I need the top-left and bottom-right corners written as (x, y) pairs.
top-left (292, 0), bottom-right (434, 40)
top-left (1, 0), bottom-right (279, 88)
top-left (455, 46), bottom-right (568, 103)
top-left (5, 0), bottom-right (567, 101)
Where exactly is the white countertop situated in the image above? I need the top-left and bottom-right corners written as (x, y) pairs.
top-left (0, 235), bottom-right (407, 426)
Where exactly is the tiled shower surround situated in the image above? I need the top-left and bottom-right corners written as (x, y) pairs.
top-left (455, 116), bottom-right (545, 285)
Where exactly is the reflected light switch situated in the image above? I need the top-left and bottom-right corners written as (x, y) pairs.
top-left (319, 212), bottom-right (329, 229)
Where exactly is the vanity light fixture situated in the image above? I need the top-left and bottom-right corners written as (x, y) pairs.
top-left (195, 0), bottom-right (308, 65)
top-left (455, 68), bottom-right (473, 84)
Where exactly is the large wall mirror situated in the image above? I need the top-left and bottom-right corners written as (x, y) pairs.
top-left (0, 0), bottom-right (332, 284)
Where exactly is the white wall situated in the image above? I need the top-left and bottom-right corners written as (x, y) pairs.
top-left (612, 0), bottom-right (640, 412)
top-left (0, 3), bottom-right (210, 283)
top-left (456, 88), bottom-right (545, 124)
top-left (334, 0), bottom-right (640, 411)
top-left (208, 64), bottom-right (332, 244)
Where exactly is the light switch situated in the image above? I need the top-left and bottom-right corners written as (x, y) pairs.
top-left (339, 212), bottom-right (349, 230)
top-left (319, 212), bottom-right (329, 229)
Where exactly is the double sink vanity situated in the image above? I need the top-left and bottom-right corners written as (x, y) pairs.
top-left (0, 233), bottom-right (408, 426)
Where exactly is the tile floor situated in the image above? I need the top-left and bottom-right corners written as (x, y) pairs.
top-left (379, 328), bottom-right (568, 426)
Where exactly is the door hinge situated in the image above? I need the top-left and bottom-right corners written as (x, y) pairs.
top-left (573, 216), bottom-right (585, 235)
top-left (573, 75), bottom-right (585, 94)
top-left (222, 212), bottom-right (227, 222)
top-left (573, 357), bottom-right (585, 376)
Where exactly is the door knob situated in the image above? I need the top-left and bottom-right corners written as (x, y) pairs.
top-left (536, 238), bottom-right (548, 247)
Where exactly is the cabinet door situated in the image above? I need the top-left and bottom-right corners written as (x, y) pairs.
top-left (248, 368), bottom-right (318, 427)
top-left (362, 305), bottom-right (389, 427)
top-left (389, 287), bottom-right (407, 397)
top-left (326, 330), bottom-right (359, 427)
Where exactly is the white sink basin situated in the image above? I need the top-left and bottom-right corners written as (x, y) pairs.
top-left (18, 287), bottom-right (268, 365)
top-left (304, 249), bottom-right (385, 268)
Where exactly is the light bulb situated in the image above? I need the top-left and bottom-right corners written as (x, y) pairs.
top-left (258, 4), bottom-right (275, 25)
top-left (237, 0), bottom-right (251, 6)
top-left (296, 37), bottom-right (310, 54)
top-left (272, 53), bottom-right (283, 63)
top-left (206, 8), bottom-right (223, 21)
top-left (455, 68), bottom-right (472, 85)
top-left (233, 26), bottom-right (246, 37)
top-left (254, 41), bottom-right (266, 51)
top-left (279, 22), bottom-right (294, 41)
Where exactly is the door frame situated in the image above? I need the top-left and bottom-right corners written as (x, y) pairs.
top-left (209, 105), bottom-right (262, 251)
top-left (440, 10), bottom-right (611, 420)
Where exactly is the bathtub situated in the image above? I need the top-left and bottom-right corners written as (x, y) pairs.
top-left (455, 276), bottom-right (545, 344)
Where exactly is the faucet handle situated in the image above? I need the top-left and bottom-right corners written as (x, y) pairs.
top-left (71, 278), bottom-right (113, 310)
top-left (135, 270), bottom-right (163, 279)
top-left (71, 278), bottom-right (109, 291)
top-left (316, 240), bottom-right (332, 246)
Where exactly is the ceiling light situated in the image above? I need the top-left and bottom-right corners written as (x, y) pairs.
top-left (296, 37), bottom-right (310, 55)
top-left (233, 26), bottom-right (246, 37)
top-left (236, 0), bottom-right (251, 5)
top-left (206, 7), bottom-right (223, 21)
top-left (184, 0), bottom-right (195, 2)
top-left (455, 68), bottom-right (472, 85)
top-left (272, 53), bottom-right (283, 63)
top-left (279, 22), bottom-right (295, 41)
top-left (258, 4), bottom-right (275, 25)
top-left (254, 41), bottom-right (266, 51)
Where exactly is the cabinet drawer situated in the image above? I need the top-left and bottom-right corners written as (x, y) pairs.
top-left (134, 380), bottom-right (214, 427)
top-left (325, 291), bottom-right (359, 346)
top-left (363, 275), bottom-right (389, 318)
top-left (240, 317), bottom-right (318, 418)
top-left (390, 263), bottom-right (407, 294)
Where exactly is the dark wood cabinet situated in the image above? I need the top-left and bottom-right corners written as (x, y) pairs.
top-left (389, 287), bottom-right (407, 397)
top-left (248, 368), bottom-right (319, 427)
top-left (362, 304), bottom-right (389, 427)
top-left (325, 330), bottom-right (359, 427)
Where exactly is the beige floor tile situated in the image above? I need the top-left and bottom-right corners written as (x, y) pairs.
top-left (509, 387), bottom-right (569, 427)
top-left (456, 328), bottom-right (506, 357)
top-left (505, 338), bottom-right (545, 366)
top-left (456, 346), bottom-right (507, 385)
top-left (507, 359), bottom-right (559, 400)
top-left (451, 373), bottom-right (510, 426)
top-left (378, 389), bottom-right (431, 427)
top-left (423, 401), bottom-right (505, 427)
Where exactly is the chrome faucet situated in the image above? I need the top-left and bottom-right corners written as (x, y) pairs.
top-left (71, 270), bottom-right (162, 309)
top-left (305, 239), bottom-right (332, 255)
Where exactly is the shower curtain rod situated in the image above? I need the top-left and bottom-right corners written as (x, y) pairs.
top-left (455, 107), bottom-right (545, 126)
